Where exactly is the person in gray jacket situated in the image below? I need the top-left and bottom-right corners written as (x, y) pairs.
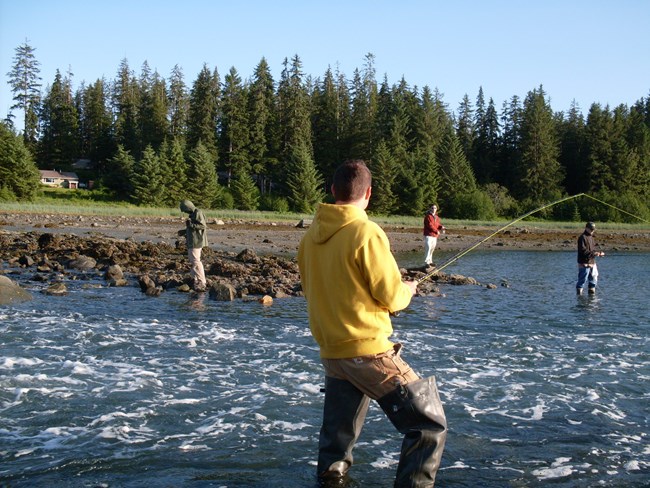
top-left (178, 200), bottom-right (208, 291)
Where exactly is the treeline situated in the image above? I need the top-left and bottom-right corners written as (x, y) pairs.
top-left (3, 43), bottom-right (650, 221)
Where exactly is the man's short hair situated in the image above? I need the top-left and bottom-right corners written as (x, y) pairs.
top-left (332, 160), bottom-right (372, 202)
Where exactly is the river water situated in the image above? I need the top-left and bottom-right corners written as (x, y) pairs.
top-left (1, 250), bottom-right (648, 487)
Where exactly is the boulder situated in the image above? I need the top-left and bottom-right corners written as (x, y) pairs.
top-left (209, 282), bottom-right (236, 301)
top-left (0, 276), bottom-right (32, 305)
top-left (67, 255), bottom-right (97, 271)
top-left (105, 264), bottom-right (124, 281)
top-left (43, 282), bottom-right (68, 296)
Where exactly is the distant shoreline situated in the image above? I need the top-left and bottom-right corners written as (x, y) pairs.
top-left (2, 212), bottom-right (649, 256)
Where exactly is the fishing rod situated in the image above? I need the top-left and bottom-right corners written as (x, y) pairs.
top-left (416, 192), bottom-right (648, 285)
top-left (417, 193), bottom-right (584, 285)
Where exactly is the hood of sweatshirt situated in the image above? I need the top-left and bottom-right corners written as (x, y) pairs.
top-left (309, 203), bottom-right (367, 245)
top-left (180, 200), bottom-right (196, 214)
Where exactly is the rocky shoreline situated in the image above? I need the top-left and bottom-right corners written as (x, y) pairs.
top-left (0, 228), bottom-right (477, 306)
top-left (1, 212), bottom-right (648, 305)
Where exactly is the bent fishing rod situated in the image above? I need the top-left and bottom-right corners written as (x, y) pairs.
top-left (416, 192), bottom-right (648, 285)
top-left (416, 194), bottom-right (585, 284)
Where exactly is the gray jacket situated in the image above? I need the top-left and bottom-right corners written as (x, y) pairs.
top-left (179, 200), bottom-right (208, 249)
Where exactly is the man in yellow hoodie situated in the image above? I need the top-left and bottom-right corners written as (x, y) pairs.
top-left (298, 160), bottom-right (446, 487)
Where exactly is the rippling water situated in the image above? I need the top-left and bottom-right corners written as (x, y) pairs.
top-left (1, 251), bottom-right (649, 487)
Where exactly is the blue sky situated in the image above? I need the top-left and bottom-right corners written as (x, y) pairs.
top-left (1, 0), bottom-right (649, 127)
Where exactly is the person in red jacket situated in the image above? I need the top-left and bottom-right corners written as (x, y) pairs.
top-left (423, 204), bottom-right (445, 266)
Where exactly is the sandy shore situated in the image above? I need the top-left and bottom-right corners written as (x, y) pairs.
top-left (1, 212), bottom-right (649, 256)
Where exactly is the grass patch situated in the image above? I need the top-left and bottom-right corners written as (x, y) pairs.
top-left (1, 190), bottom-right (648, 231)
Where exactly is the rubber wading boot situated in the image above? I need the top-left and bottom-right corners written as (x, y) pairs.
top-left (317, 377), bottom-right (370, 484)
top-left (378, 376), bottom-right (447, 488)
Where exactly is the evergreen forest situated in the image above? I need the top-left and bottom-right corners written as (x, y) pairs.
top-left (3, 42), bottom-right (650, 222)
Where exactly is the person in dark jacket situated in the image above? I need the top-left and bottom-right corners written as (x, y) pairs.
top-left (576, 221), bottom-right (605, 295)
top-left (178, 200), bottom-right (208, 291)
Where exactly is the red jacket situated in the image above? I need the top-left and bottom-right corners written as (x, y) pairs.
top-left (423, 213), bottom-right (444, 237)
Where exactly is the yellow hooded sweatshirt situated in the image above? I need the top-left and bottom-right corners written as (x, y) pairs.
top-left (298, 203), bottom-right (413, 359)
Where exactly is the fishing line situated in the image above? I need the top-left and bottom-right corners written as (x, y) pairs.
top-left (416, 192), bottom-right (648, 285)
top-left (581, 194), bottom-right (649, 224)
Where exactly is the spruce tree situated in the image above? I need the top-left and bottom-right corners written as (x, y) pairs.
top-left (438, 128), bottom-right (477, 206)
top-left (517, 86), bottom-right (563, 205)
top-left (456, 94), bottom-right (475, 158)
top-left (6, 40), bottom-right (41, 150)
top-left (168, 64), bottom-right (189, 141)
top-left (79, 78), bottom-right (114, 167)
top-left (232, 171), bottom-right (260, 210)
top-left (369, 139), bottom-right (397, 214)
top-left (312, 67), bottom-right (345, 184)
top-left (104, 144), bottom-right (135, 199)
top-left (220, 66), bottom-right (251, 181)
top-left (161, 137), bottom-right (189, 206)
top-left (348, 54), bottom-right (378, 160)
top-left (187, 140), bottom-right (222, 208)
top-left (286, 141), bottom-right (325, 213)
top-left (38, 70), bottom-right (79, 169)
top-left (112, 59), bottom-right (140, 157)
top-left (472, 88), bottom-right (501, 184)
top-left (132, 144), bottom-right (163, 206)
top-left (247, 57), bottom-right (276, 187)
top-left (277, 55), bottom-right (312, 162)
top-left (0, 121), bottom-right (41, 200)
top-left (558, 100), bottom-right (587, 195)
top-left (413, 144), bottom-right (441, 211)
top-left (138, 66), bottom-right (168, 152)
top-left (499, 95), bottom-right (523, 191)
top-left (187, 64), bottom-right (219, 163)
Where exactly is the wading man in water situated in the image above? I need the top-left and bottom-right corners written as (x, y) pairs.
top-left (178, 199), bottom-right (208, 292)
top-left (298, 160), bottom-right (447, 487)
top-left (576, 221), bottom-right (605, 295)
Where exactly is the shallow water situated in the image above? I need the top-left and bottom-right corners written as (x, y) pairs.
top-left (1, 250), bottom-right (649, 487)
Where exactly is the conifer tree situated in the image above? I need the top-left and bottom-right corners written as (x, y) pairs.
top-left (232, 171), bottom-right (260, 210)
top-left (113, 59), bottom-right (140, 157)
top-left (247, 57), bottom-right (276, 187)
top-left (413, 144), bottom-right (441, 211)
top-left (472, 88), bottom-right (501, 184)
top-left (0, 121), bottom-right (41, 200)
top-left (6, 40), bottom-right (41, 150)
top-left (438, 128), bottom-right (477, 205)
top-left (277, 55), bottom-right (312, 162)
top-left (38, 70), bottom-right (79, 168)
top-left (312, 67), bottom-right (345, 183)
top-left (186, 140), bottom-right (222, 208)
top-left (369, 139), bottom-right (397, 215)
top-left (104, 144), bottom-right (135, 199)
top-left (456, 94), bottom-right (475, 158)
top-left (220, 66), bottom-right (251, 181)
top-left (187, 64), bottom-right (220, 163)
top-left (168, 64), bottom-right (189, 141)
top-left (138, 65), bottom-right (168, 152)
top-left (416, 87), bottom-right (451, 155)
top-left (516, 86), bottom-right (563, 204)
top-left (286, 141), bottom-right (325, 213)
top-left (132, 144), bottom-right (163, 205)
top-left (348, 54), bottom-right (378, 159)
top-left (626, 102), bottom-right (650, 200)
top-left (499, 95), bottom-right (523, 190)
top-left (388, 86), bottom-right (416, 214)
top-left (558, 100), bottom-right (587, 195)
top-left (160, 137), bottom-right (189, 206)
top-left (79, 78), bottom-right (114, 167)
